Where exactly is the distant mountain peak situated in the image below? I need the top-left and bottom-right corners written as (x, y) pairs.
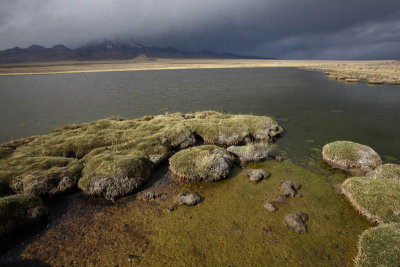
top-left (0, 41), bottom-right (271, 64)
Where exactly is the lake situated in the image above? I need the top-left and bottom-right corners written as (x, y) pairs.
top-left (1, 67), bottom-right (399, 166)
top-left (2, 67), bottom-right (400, 265)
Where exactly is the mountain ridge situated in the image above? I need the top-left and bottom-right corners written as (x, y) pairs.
top-left (0, 41), bottom-right (271, 64)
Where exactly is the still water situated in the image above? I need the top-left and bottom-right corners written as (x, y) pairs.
top-left (0, 68), bottom-right (399, 166)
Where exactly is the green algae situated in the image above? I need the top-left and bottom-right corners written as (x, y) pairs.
top-left (21, 160), bottom-right (370, 266)
top-left (142, 160), bottom-right (370, 266)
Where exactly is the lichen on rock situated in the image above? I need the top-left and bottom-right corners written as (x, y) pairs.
top-left (367, 163), bottom-right (400, 181)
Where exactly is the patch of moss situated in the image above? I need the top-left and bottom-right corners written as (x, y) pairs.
top-left (188, 111), bottom-right (282, 146)
top-left (370, 164), bottom-right (400, 181)
top-left (322, 141), bottom-right (382, 173)
top-left (78, 151), bottom-right (153, 201)
top-left (0, 111), bottom-right (281, 198)
top-left (355, 223), bottom-right (400, 267)
top-left (342, 177), bottom-right (400, 224)
top-left (21, 161), bottom-right (370, 266)
top-left (0, 194), bottom-right (47, 237)
top-left (169, 145), bottom-right (234, 182)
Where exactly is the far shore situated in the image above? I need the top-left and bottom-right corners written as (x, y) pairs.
top-left (1, 58), bottom-right (399, 85)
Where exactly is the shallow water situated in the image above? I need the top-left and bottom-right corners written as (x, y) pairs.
top-left (1, 68), bottom-right (399, 265)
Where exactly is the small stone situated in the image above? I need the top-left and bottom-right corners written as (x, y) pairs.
top-left (138, 191), bottom-right (163, 201)
top-left (184, 114), bottom-right (195, 119)
top-left (333, 184), bottom-right (342, 195)
top-left (176, 193), bottom-right (202, 206)
top-left (242, 169), bottom-right (270, 184)
top-left (264, 201), bottom-right (278, 212)
top-left (281, 181), bottom-right (302, 197)
top-left (275, 195), bottom-right (287, 204)
top-left (295, 193), bottom-right (303, 198)
top-left (285, 214), bottom-right (307, 233)
top-left (167, 204), bottom-right (178, 212)
top-left (297, 212), bottom-right (309, 222)
top-left (275, 155), bottom-right (284, 162)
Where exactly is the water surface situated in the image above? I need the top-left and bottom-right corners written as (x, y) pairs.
top-left (1, 68), bottom-right (399, 165)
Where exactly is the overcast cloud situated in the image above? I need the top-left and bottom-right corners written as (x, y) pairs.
top-left (0, 0), bottom-right (399, 59)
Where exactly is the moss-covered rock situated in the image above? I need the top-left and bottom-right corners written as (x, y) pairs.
top-left (341, 177), bottom-right (400, 224)
top-left (0, 111), bottom-right (282, 199)
top-left (355, 223), bottom-right (400, 267)
top-left (368, 163), bottom-right (400, 181)
top-left (322, 141), bottom-right (382, 174)
top-left (78, 152), bottom-right (153, 201)
top-left (169, 145), bottom-right (234, 182)
top-left (0, 194), bottom-right (47, 238)
top-left (227, 142), bottom-right (271, 166)
top-left (188, 111), bottom-right (282, 146)
top-left (10, 159), bottom-right (83, 197)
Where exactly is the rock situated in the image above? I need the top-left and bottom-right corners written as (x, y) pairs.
top-left (322, 141), bottom-right (382, 174)
top-left (297, 212), bottom-right (309, 222)
top-left (281, 181), bottom-right (302, 197)
top-left (285, 214), bottom-right (307, 233)
top-left (242, 169), bottom-right (270, 184)
top-left (176, 193), bottom-right (202, 206)
top-left (345, 78), bottom-right (359, 83)
top-left (167, 204), bottom-right (178, 212)
top-left (227, 142), bottom-right (271, 166)
top-left (78, 153), bottom-right (154, 201)
top-left (275, 155), bottom-right (284, 162)
top-left (0, 194), bottom-right (48, 238)
top-left (169, 145), bottom-right (234, 182)
top-left (10, 159), bottom-right (83, 197)
top-left (264, 202), bottom-right (278, 212)
top-left (137, 191), bottom-right (163, 201)
top-left (333, 184), bottom-right (343, 195)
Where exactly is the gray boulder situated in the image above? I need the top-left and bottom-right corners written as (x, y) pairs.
top-left (242, 169), bottom-right (270, 184)
top-left (176, 193), bottom-right (202, 206)
top-left (281, 181), bottom-right (302, 197)
top-left (285, 214), bottom-right (307, 233)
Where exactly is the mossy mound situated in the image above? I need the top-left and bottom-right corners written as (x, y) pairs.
top-left (369, 163), bottom-right (400, 181)
top-left (188, 111), bottom-right (282, 146)
top-left (0, 194), bottom-right (47, 238)
top-left (322, 141), bottom-right (382, 174)
top-left (227, 142), bottom-right (272, 166)
top-left (169, 145), bottom-right (234, 182)
top-left (1, 111), bottom-right (281, 199)
top-left (355, 223), bottom-right (400, 267)
top-left (341, 177), bottom-right (400, 224)
top-left (78, 152), bottom-right (153, 201)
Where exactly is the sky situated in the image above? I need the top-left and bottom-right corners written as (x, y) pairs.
top-left (1, 0), bottom-right (400, 59)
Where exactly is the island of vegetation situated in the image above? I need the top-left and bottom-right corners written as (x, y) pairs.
top-left (0, 111), bottom-right (282, 238)
top-left (322, 140), bottom-right (400, 266)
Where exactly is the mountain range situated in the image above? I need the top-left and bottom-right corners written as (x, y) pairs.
top-left (0, 41), bottom-right (268, 64)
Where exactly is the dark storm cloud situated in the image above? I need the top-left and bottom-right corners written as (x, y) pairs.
top-left (1, 0), bottom-right (399, 59)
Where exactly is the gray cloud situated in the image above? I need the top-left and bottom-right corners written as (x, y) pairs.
top-left (0, 0), bottom-right (399, 59)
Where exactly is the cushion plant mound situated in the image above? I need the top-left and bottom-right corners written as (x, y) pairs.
top-left (341, 177), bottom-right (400, 224)
top-left (355, 223), bottom-right (400, 267)
top-left (169, 145), bottom-right (234, 182)
top-left (322, 141), bottom-right (382, 174)
top-left (78, 152), bottom-right (153, 201)
top-left (0, 111), bottom-right (282, 199)
top-left (188, 111), bottom-right (282, 146)
top-left (0, 194), bottom-right (47, 238)
top-left (368, 163), bottom-right (400, 181)
top-left (227, 141), bottom-right (272, 166)
top-left (10, 159), bottom-right (83, 197)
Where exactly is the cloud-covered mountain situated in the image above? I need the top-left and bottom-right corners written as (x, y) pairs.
top-left (0, 40), bottom-right (268, 64)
